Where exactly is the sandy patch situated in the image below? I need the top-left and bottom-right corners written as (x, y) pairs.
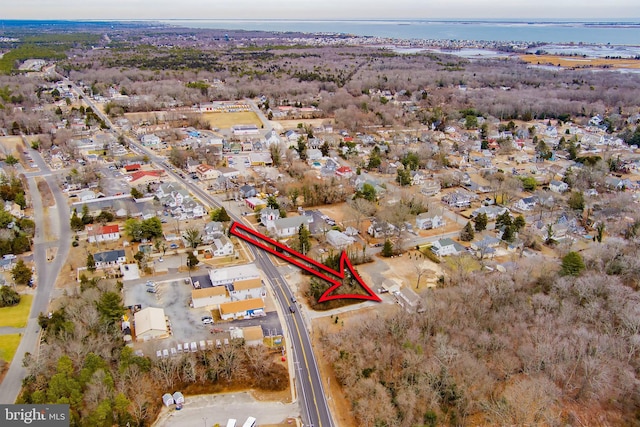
top-left (520, 54), bottom-right (640, 70)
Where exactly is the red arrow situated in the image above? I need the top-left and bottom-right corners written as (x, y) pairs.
top-left (229, 222), bottom-right (381, 302)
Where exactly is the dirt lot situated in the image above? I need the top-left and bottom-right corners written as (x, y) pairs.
top-left (0, 135), bottom-right (24, 156)
top-left (201, 111), bottom-right (262, 129)
top-left (520, 54), bottom-right (640, 70)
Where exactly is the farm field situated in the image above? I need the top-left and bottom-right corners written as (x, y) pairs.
top-left (520, 54), bottom-right (640, 69)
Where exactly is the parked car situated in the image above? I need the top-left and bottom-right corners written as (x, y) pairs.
top-left (202, 316), bottom-right (214, 325)
top-left (146, 287), bottom-right (157, 294)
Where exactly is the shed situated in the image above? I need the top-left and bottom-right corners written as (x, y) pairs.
top-left (172, 391), bottom-right (184, 405)
top-left (162, 393), bottom-right (174, 407)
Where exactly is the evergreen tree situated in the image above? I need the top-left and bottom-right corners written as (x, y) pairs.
top-left (11, 259), bottom-right (32, 286)
top-left (474, 213), bottom-right (488, 232)
top-left (561, 251), bottom-right (585, 276)
top-left (381, 239), bottom-right (393, 257)
top-left (460, 221), bottom-right (475, 242)
top-left (86, 253), bottom-right (96, 272)
top-left (297, 224), bottom-right (311, 255)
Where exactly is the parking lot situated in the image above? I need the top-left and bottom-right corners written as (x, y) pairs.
top-left (124, 275), bottom-right (284, 353)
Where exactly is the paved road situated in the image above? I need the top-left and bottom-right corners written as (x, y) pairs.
top-left (0, 146), bottom-right (71, 404)
top-left (67, 83), bottom-right (334, 427)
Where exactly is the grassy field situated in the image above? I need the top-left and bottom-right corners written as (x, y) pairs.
top-left (200, 111), bottom-right (262, 129)
top-left (0, 294), bottom-right (33, 328)
top-left (0, 334), bottom-right (22, 363)
top-left (520, 54), bottom-right (640, 69)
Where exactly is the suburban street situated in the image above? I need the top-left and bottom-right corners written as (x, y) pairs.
top-left (0, 146), bottom-right (71, 404)
top-left (65, 82), bottom-right (335, 427)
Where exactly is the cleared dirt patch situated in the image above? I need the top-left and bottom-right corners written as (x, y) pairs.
top-left (200, 111), bottom-right (262, 129)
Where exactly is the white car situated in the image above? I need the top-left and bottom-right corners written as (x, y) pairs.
top-left (202, 316), bottom-right (214, 325)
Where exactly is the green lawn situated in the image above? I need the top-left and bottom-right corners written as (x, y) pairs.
top-left (0, 294), bottom-right (33, 328)
top-left (0, 334), bottom-right (22, 363)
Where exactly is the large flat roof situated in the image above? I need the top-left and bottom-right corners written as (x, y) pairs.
top-left (209, 264), bottom-right (261, 284)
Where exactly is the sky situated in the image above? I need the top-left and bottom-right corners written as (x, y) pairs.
top-left (3, 0), bottom-right (640, 20)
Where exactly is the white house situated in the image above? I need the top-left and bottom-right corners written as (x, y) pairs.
top-left (212, 235), bottom-right (234, 257)
top-left (140, 134), bottom-right (161, 147)
top-left (227, 278), bottom-right (265, 301)
top-left (514, 197), bottom-right (537, 212)
top-left (195, 164), bottom-right (220, 180)
top-left (260, 207), bottom-right (280, 229)
top-left (430, 238), bottom-right (465, 257)
top-left (93, 249), bottom-right (126, 269)
top-left (264, 130), bottom-right (281, 146)
top-left (209, 264), bottom-right (261, 287)
top-left (421, 180), bottom-right (441, 196)
top-left (415, 212), bottom-right (446, 230)
top-left (471, 205), bottom-right (508, 220)
top-left (549, 180), bottom-right (569, 193)
top-left (367, 220), bottom-right (396, 238)
top-left (271, 216), bottom-right (312, 238)
top-left (87, 224), bottom-right (120, 243)
top-left (78, 190), bottom-right (97, 202)
top-left (326, 230), bottom-right (356, 249)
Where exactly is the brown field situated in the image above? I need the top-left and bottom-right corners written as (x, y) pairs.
top-left (520, 54), bottom-right (640, 70)
top-left (200, 111), bottom-right (262, 129)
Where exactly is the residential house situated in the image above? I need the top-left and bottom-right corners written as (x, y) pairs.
top-left (335, 166), bottom-right (353, 178)
top-left (195, 164), bottom-right (220, 180)
top-left (307, 149), bottom-right (322, 161)
top-left (514, 197), bottom-right (537, 212)
top-left (140, 134), bottom-right (161, 147)
top-left (410, 170), bottom-right (428, 186)
top-left (549, 180), bottom-right (569, 193)
top-left (470, 236), bottom-right (501, 258)
top-left (78, 190), bottom-right (98, 202)
top-left (203, 221), bottom-right (224, 240)
top-left (227, 278), bottom-right (265, 301)
top-left (416, 211), bottom-right (446, 230)
top-left (260, 207), bottom-right (280, 229)
top-left (430, 238), bottom-right (466, 257)
top-left (186, 159), bottom-right (200, 173)
top-left (93, 249), bottom-right (126, 269)
top-left (212, 235), bottom-right (234, 257)
top-left (367, 220), bottom-right (396, 238)
top-left (284, 130), bottom-right (300, 142)
top-left (239, 184), bottom-right (257, 199)
top-left (271, 216), bottom-right (312, 238)
top-left (605, 176), bottom-right (633, 191)
top-left (87, 224), bottom-right (120, 243)
top-left (441, 191), bottom-right (472, 208)
top-left (471, 205), bottom-right (508, 220)
top-left (326, 230), bottom-right (356, 249)
top-left (421, 180), bottom-right (441, 196)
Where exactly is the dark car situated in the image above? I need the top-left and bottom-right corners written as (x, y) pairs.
top-left (289, 305), bottom-right (296, 313)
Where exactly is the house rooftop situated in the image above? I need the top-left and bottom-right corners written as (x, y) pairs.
top-left (219, 298), bottom-right (264, 315)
